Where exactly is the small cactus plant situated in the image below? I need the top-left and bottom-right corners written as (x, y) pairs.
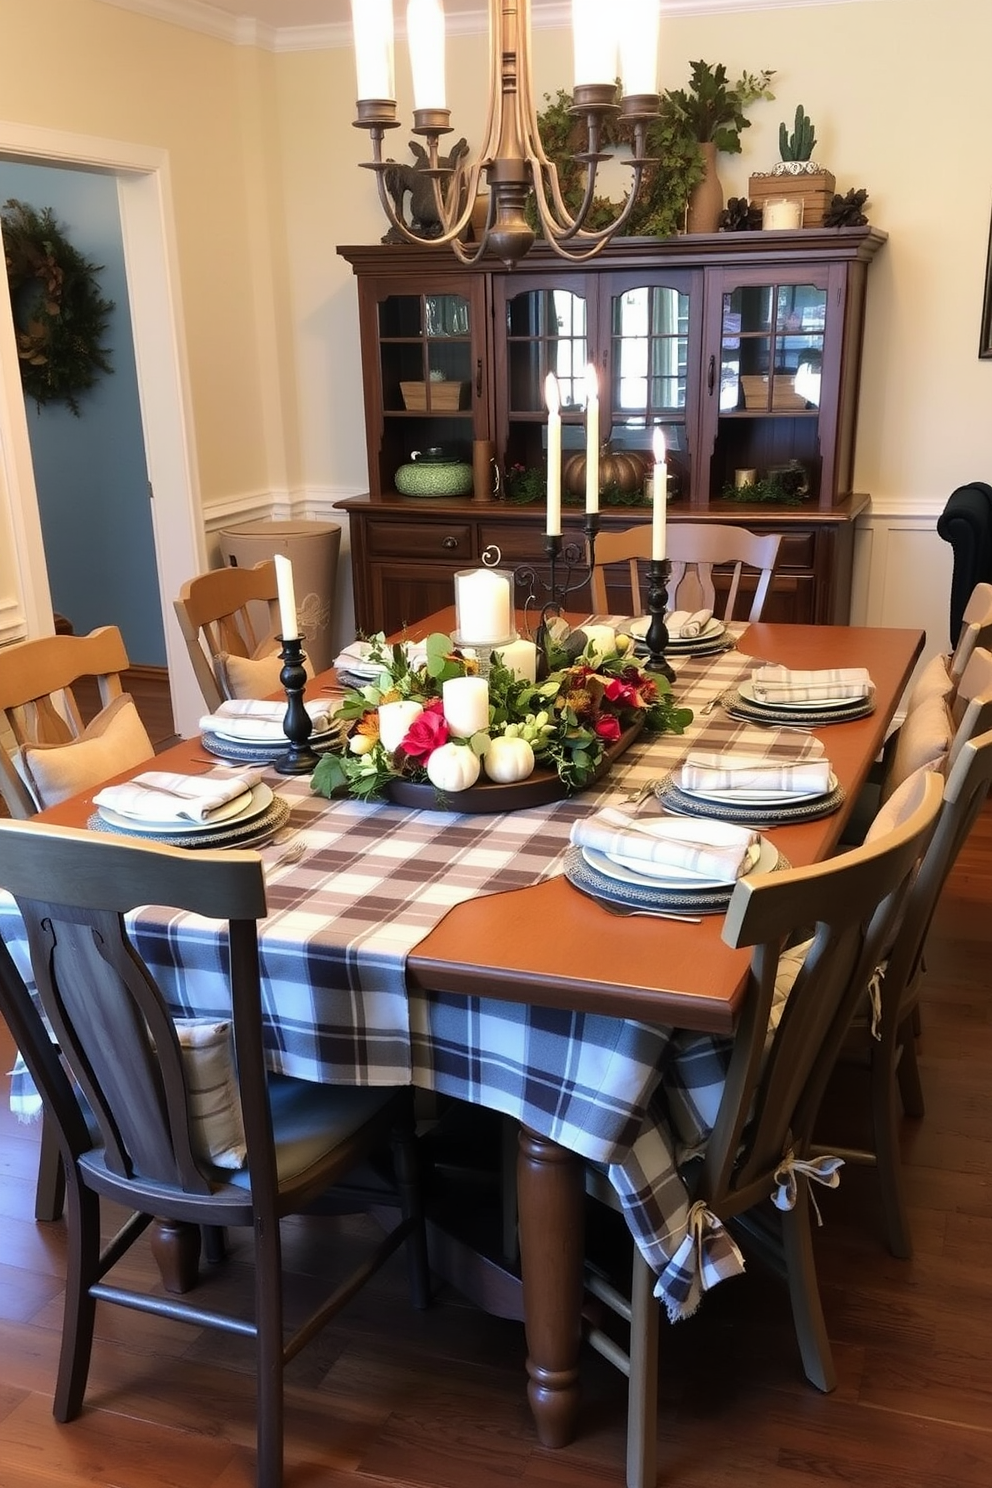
top-left (779, 105), bottom-right (816, 162)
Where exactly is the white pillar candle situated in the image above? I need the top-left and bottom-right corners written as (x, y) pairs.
top-left (584, 362), bottom-right (600, 515)
top-left (495, 637), bottom-right (538, 683)
top-left (454, 568), bottom-right (512, 643)
top-left (651, 426), bottom-right (667, 562)
top-left (442, 676), bottom-right (490, 737)
top-left (581, 624), bottom-right (617, 663)
top-left (545, 373), bottom-right (562, 537)
top-left (378, 699), bottom-right (423, 753)
top-left (572, 0), bottom-right (618, 85)
top-left (407, 0), bottom-right (446, 111)
top-left (763, 198), bottom-right (803, 230)
top-left (351, 0), bottom-right (394, 100)
top-left (273, 554), bottom-right (300, 640)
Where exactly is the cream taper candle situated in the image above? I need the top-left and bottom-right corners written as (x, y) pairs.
top-left (545, 373), bottom-right (562, 537)
top-left (274, 554), bottom-right (300, 640)
top-left (584, 363), bottom-right (600, 515)
top-left (651, 427), bottom-right (667, 562)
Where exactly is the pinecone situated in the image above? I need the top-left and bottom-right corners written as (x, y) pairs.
top-left (824, 188), bottom-right (869, 227)
top-left (718, 197), bottom-right (763, 232)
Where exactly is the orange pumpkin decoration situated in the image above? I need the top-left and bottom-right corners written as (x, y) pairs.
top-left (563, 444), bottom-right (645, 498)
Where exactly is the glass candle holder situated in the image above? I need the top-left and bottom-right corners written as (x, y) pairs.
top-left (453, 566), bottom-right (515, 646)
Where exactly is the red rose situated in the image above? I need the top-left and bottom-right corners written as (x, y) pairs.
top-left (604, 678), bottom-right (638, 709)
top-left (594, 714), bottom-right (622, 743)
top-left (400, 700), bottom-right (449, 759)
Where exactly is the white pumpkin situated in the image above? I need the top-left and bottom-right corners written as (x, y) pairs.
top-left (426, 742), bottom-right (481, 792)
top-left (484, 735), bottom-right (535, 784)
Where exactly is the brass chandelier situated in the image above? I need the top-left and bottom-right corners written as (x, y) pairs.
top-left (351, 0), bottom-right (662, 269)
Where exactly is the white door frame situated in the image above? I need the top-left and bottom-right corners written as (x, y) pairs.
top-left (0, 120), bottom-right (207, 736)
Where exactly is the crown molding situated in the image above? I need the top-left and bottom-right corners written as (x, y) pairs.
top-left (97, 0), bottom-right (877, 53)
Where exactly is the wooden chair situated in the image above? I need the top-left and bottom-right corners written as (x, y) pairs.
top-left (949, 579), bottom-right (992, 681)
top-left (589, 522), bottom-right (783, 621)
top-left (583, 773), bottom-right (942, 1488)
top-left (174, 560), bottom-right (281, 711)
top-left (0, 820), bottom-right (430, 1488)
top-left (0, 626), bottom-right (136, 821)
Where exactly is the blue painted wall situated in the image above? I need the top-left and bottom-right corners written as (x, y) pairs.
top-left (0, 162), bottom-right (165, 665)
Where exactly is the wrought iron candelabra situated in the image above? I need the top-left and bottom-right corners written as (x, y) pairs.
top-left (275, 636), bottom-right (320, 776)
top-left (514, 516), bottom-right (600, 676)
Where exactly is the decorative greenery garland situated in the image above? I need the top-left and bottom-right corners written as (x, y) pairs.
top-left (1, 199), bottom-right (114, 414)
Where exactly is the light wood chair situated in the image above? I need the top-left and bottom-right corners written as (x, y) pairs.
top-left (0, 819), bottom-right (430, 1488)
top-left (590, 522), bottom-right (783, 621)
top-left (583, 773), bottom-right (942, 1488)
top-left (0, 626), bottom-right (136, 821)
top-left (174, 560), bottom-right (281, 712)
top-left (949, 580), bottom-right (992, 682)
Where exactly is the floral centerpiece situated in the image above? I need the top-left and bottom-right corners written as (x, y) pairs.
top-left (311, 626), bottom-right (693, 804)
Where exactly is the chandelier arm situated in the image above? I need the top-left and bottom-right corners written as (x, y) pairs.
top-left (531, 159), bottom-right (650, 247)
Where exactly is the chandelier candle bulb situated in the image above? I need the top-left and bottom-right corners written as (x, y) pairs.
top-left (584, 363), bottom-right (600, 515)
top-left (273, 554), bottom-right (300, 641)
top-left (454, 567), bottom-right (513, 644)
top-left (378, 699), bottom-right (424, 754)
top-left (407, 0), bottom-right (446, 112)
top-left (442, 676), bottom-right (490, 737)
top-left (619, 0), bottom-right (660, 95)
top-left (572, 0), bottom-right (618, 85)
top-left (351, 0), bottom-right (395, 101)
top-left (545, 372), bottom-right (562, 537)
top-left (651, 426), bottom-right (667, 562)
top-left (495, 637), bottom-right (538, 683)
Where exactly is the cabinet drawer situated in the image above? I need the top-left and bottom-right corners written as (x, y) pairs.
top-left (368, 522), bottom-right (475, 560)
top-left (478, 523), bottom-right (552, 562)
top-left (777, 532), bottom-right (816, 569)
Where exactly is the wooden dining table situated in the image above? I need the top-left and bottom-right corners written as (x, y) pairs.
top-left (32, 614), bottom-right (924, 1452)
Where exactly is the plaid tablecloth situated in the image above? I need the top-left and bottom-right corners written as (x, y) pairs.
top-left (1, 636), bottom-right (825, 1319)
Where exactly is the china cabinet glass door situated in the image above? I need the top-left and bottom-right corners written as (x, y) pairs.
top-left (370, 277), bottom-right (487, 497)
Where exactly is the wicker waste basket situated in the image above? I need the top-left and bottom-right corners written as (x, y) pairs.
top-left (218, 520), bottom-right (341, 673)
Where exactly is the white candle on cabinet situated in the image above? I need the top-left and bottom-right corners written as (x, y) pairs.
top-left (584, 363), bottom-right (600, 515)
top-left (651, 427), bottom-right (667, 562)
top-left (273, 554), bottom-right (300, 640)
top-left (545, 373), bottom-right (562, 537)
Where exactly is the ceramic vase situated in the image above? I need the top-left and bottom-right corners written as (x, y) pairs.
top-left (686, 142), bottom-right (724, 234)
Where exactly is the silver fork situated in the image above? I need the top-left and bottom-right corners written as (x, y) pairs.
top-left (594, 900), bottom-right (703, 922)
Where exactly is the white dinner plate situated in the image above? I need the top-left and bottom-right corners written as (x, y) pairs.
top-left (739, 680), bottom-right (866, 711)
top-left (678, 770), bottom-right (838, 806)
top-left (211, 724), bottom-right (338, 746)
top-left (581, 837), bottom-right (767, 891)
top-left (628, 614), bottom-right (725, 644)
top-left (97, 782), bottom-right (273, 835)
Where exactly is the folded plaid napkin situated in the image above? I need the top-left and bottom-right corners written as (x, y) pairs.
top-left (334, 639), bottom-right (428, 681)
top-left (94, 767), bottom-right (263, 823)
top-left (199, 698), bottom-right (333, 741)
top-left (667, 608), bottom-right (713, 639)
top-left (678, 749), bottom-right (832, 797)
top-left (751, 664), bottom-right (873, 703)
top-left (570, 808), bottom-right (759, 881)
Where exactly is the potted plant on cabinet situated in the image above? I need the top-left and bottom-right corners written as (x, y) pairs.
top-left (749, 104), bottom-right (837, 227)
top-left (663, 60), bottom-right (775, 232)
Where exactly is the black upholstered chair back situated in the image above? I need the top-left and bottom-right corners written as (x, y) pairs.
top-left (936, 482), bottom-right (992, 644)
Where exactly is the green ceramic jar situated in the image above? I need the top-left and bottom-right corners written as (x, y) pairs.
top-left (395, 447), bottom-right (473, 498)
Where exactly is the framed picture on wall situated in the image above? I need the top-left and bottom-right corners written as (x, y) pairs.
top-left (980, 206), bottom-right (992, 358)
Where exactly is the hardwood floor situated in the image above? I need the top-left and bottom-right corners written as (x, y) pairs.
top-left (1, 699), bottom-right (992, 1484)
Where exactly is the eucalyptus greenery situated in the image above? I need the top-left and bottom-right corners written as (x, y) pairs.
top-left (1, 199), bottom-right (114, 415)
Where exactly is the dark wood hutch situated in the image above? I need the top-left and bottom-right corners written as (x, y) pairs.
top-left (336, 227), bottom-right (886, 634)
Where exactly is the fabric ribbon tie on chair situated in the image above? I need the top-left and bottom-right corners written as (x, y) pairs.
top-left (772, 1149), bottom-right (844, 1223)
top-left (655, 1199), bottom-right (746, 1321)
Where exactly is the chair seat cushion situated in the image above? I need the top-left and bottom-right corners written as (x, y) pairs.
top-left (17, 693), bottom-right (153, 809)
top-left (226, 1076), bottom-right (398, 1189)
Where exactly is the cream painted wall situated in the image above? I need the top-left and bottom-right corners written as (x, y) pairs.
top-left (0, 0), bottom-right (289, 505)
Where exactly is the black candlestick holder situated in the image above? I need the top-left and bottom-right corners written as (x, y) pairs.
top-left (514, 517), bottom-right (600, 678)
top-left (275, 635), bottom-right (320, 775)
top-left (642, 559), bottom-right (676, 682)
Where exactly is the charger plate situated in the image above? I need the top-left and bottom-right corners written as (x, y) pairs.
top-left (563, 838), bottom-right (787, 915)
top-left (721, 690), bottom-right (875, 727)
top-left (87, 794), bottom-right (290, 849)
top-left (654, 772), bottom-right (846, 827)
top-left (200, 727), bottom-right (345, 765)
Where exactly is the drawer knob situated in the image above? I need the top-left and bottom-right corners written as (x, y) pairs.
top-left (442, 535), bottom-right (459, 550)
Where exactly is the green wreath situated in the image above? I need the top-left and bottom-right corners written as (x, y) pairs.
top-left (2, 199), bottom-right (114, 414)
